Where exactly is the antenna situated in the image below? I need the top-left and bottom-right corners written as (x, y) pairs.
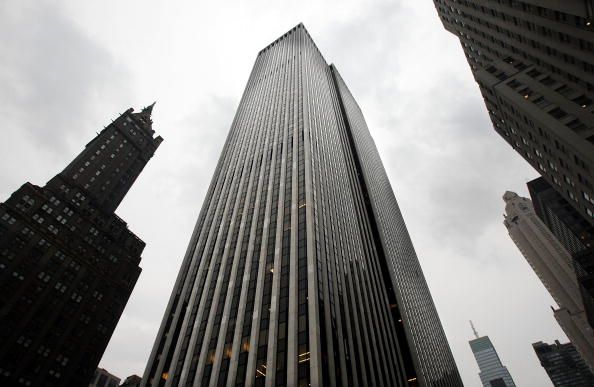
top-left (470, 320), bottom-right (479, 339)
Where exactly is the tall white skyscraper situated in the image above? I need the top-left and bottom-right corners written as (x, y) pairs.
top-left (503, 191), bottom-right (594, 370)
top-left (469, 323), bottom-right (516, 387)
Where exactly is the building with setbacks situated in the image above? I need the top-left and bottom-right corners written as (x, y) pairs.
top-left (0, 104), bottom-right (162, 386)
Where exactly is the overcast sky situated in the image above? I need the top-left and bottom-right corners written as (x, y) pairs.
top-left (1, 1), bottom-right (568, 385)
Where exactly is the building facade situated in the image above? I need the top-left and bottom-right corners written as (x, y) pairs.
top-left (0, 105), bottom-right (162, 386)
top-left (433, 0), bottom-right (594, 227)
top-left (502, 191), bottom-right (594, 370)
top-left (527, 176), bottom-right (594, 328)
top-left (528, 177), bottom-right (594, 255)
top-left (533, 340), bottom-right (594, 386)
top-left (142, 24), bottom-right (462, 387)
top-left (120, 375), bottom-right (143, 387)
top-left (90, 368), bottom-right (121, 387)
top-left (469, 334), bottom-right (515, 387)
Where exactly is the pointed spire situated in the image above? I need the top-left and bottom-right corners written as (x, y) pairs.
top-left (470, 320), bottom-right (479, 339)
top-left (142, 101), bottom-right (156, 116)
top-left (130, 102), bottom-right (156, 133)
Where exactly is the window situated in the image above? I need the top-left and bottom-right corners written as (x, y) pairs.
top-left (573, 95), bottom-right (592, 108)
top-left (565, 176), bottom-right (575, 186)
top-left (567, 119), bottom-right (586, 132)
top-left (540, 76), bottom-right (555, 86)
top-left (555, 84), bottom-right (572, 96)
top-left (548, 107), bottom-right (568, 119)
top-left (548, 161), bottom-right (558, 171)
top-left (507, 79), bottom-right (522, 89)
top-left (533, 97), bottom-right (551, 108)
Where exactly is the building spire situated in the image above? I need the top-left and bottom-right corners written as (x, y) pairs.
top-left (131, 102), bottom-right (156, 132)
top-left (470, 320), bottom-right (479, 339)
top-left (142, 101), bottom-right (156, 116)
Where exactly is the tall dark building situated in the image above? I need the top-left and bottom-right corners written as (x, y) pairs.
top-left (533, 340), bottom-right (594, 386)
top-left (142, 24), bottom-right (462, 387)
top-left (528, 177), bottom-right (594, 328)
top-left (0, 105), bottom-right (162, 386)
top-left (432, 1), bottom-right (594, 227)
top-left (528, 177), bottom-right (593, 255)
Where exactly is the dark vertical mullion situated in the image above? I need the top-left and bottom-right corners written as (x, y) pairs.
top-left (206, 46), bottom-right (282, 386)
top-left (225, 43), bottom-right (285, 385)
top-left (264, 28), bottom-right (297, 387)
top-left (172, 49), bottom-right (276, 386)
top-left (242, 35), bottom-right (290, 386)
top-left (319, 62), bottom-right (374, 386)
top-left (148, 55), bottom-right (267, 386)
top-left (329, 76), bottom-right (396, 386)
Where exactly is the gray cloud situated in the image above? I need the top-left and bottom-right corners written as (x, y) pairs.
top-left (0, 1), bottom-right (565, 386)
top-left (0, 0), bottom-right (132, 194)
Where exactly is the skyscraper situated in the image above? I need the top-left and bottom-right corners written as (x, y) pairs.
top-left (142, 24), bottom-right (462, 387)
top-left (0, 105), bottom-right (162, 386)
top-left (502, 191), bottom-right (594, 370)
top-left (432, 1), bottom-right (594, 227)
top-left (533, 340), bottom-right (594, 387)
top-left (528, 177), bottom-right (594, 328)
top-left (468, 324), bottom-right (516, 387)
top-left (528, 177), bottom-right (594, 256)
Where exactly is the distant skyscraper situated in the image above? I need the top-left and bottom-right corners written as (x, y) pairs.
top-left (528, 177), bottom-right (594, 328)
top-left (0, 105), bottom-right (162, 386)
top-left (502, 191), bottom-right (594, 370)
top-left (142, 24), bottom-right (462, 387)
top-left (468, 323), bottom-right (516, 387)
top-left (533, 340), bottom-right (594, 387)
top-left (433, 1), bottom-right (594, 227)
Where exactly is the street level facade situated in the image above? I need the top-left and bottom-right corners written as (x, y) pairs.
top-left (0, 105), bottom-right (162, 386)
top-left (142, 24), bottom-right (462, 387)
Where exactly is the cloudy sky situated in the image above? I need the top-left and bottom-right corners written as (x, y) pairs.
top-left (1, 1), bottom-right (567, 385)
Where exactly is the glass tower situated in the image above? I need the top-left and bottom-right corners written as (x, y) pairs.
top-left (142, 24), bottom-right (461, 387)
top-left (469, 333), bottom-right (516, 387)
